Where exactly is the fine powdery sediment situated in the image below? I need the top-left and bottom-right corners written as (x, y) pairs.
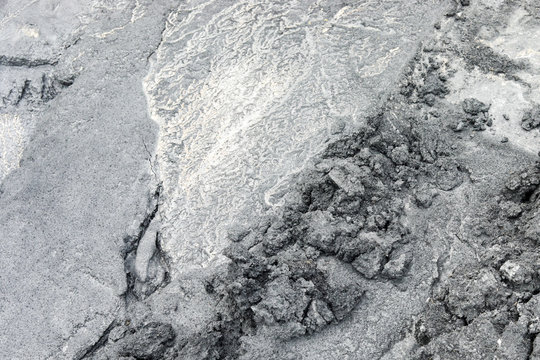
top-left (1, 0), bottom-right (540, 359)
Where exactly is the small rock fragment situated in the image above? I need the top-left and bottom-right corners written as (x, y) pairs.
top-left (303, 299), bottom-right (335, 333)
top-left (223, 243), bottom-right (251, 263)
top-left (499, 261), bottom-right (533, 286)
top-left (499, 201), bottom-right (522, 218)
top-left (454, 121), bottom-right (465, 132)
top-left (415, 189), bottom-right (436, 208)
top-left (352, 248), bottom-right (385, 279)
top-left (327, 160), bottom-right (367, 197)
top-left (109, 326), bottom-right (128, 342)
top-left (462, 98), bottom-right (490, 115)
top-left (521, 105), bottom-right (540, 131)
top-left (382, 253), bottom-right (412, 279)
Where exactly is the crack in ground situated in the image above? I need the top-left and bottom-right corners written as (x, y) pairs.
top-left (74, 320), bottom-right (117, 360)
top-left (121, 184), bottom-right (168, 304)
top-left (0, 54), bottom-right (58, 67)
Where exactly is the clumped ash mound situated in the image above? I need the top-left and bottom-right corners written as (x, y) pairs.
top-left (81, 1), bottom-right (540, 359)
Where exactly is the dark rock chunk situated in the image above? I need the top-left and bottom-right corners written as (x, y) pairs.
top-left (524, 210), bottom-right (540, 244)
top-left (336, 235), bottom-right (366, 263)
top-left (433, 159), bottom-right (466, 191)
top-left (423, 93), bottom-right (436, 106)
top-left (462, 98), bottom-right (490, 116)
top-left (521, 105), bottom-right (540, 131)
top-left (303, 299), bottom-right (335, 334)
top-left (422, 72), bottom-right (449, 98)
top-left (0, 54), bottom-right (57, 67)
top-left (498, 200), bottom-right (522, 218)
top-left (461, 99), bottom-right (491, 132)
top-left (414, 303), bottom-right (454, 345)
top-left (263, 220), bottom-right (295, 255)
top-left (417, 316), bottom-right (500, 360)
top-left (463, 44), bottom-right (525, 75)
top-left (494, 321), bottom-right (531, 360)
top-left (390, 144), bottom-right (410, 165)
top-left (382, 252), bottom-right (412, 279)
top-left (352, 247), bottom-right (385, 279)
top-left (444, 267), bottom-right (509, 322)
top-left (302, 178), bottom-right (337, 212)
top-left (303, 211), bottom-right (338, 254)
top-left (325, 279), bottom-right (364, 321)
top-left (251, 276), bottom-right (311, 326)
top-left (414, 189), bottom-right (436, 208)
top-left (327, 160), bottom-right (367, 196)
top-left (499, 258), bottom-right (540, 292)
top-left (504, 165), bottom-right (540, 202)
top-left (318, 258), bottom-right (365, 321)
top-left (223, 243), bottom-right (251, 263)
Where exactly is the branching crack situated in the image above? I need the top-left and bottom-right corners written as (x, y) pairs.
top-left (142, 138), bottom-right (158, 181)
top-left (75, 320), bottom-right (117, 360)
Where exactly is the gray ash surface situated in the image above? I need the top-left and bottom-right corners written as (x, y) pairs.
top-left (2, 0), bottom-right (540, 359)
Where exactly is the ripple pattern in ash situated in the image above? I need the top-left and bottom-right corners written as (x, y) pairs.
top-left (143, 0), bottom-right (446, 269)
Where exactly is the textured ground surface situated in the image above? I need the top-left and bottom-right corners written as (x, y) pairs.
top-left (1, 0), bottom-right (540, 359)
top-left (144, 0), bottom-right (450, 270)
